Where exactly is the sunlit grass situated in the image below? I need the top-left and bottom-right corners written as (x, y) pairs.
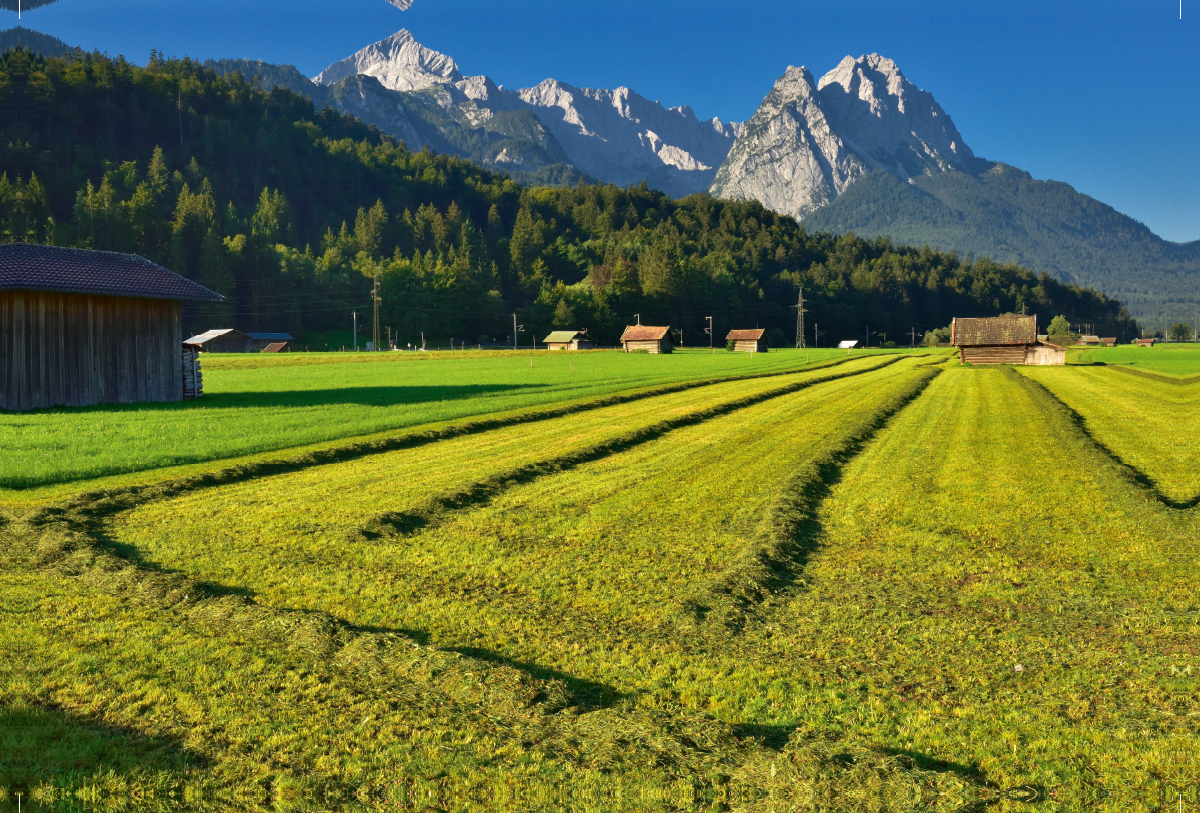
top-left (0, 347), bottom-right (892, 489)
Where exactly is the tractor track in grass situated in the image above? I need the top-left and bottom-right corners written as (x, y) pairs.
top-left (30, 353), bottom-right (898, 518)
top-left (359, 356), bottom-right (909, 542)
top-left (681, 361), bottom-right (946, 633)
top-left (1012, 368), bottom-right (1200, 510)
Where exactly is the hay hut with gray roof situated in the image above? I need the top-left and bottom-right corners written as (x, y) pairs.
top-left (951, 315), bottom-right (1064, 366)
top-left (541, 330), bottom-right (595, 351)
top-left (0, 243), bottom-right (223, 410)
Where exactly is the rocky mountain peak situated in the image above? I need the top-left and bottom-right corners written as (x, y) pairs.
top-left (313, 29), bottom-right (462, 91)
top-left (816, 53), bottom-right (975, 176)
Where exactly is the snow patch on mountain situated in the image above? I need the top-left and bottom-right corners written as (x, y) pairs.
top-left (314, 29), bottom-right (461, 91)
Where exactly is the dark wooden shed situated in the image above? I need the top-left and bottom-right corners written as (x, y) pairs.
top-left (0, 243), bottom-right (223, 411)
top-left (726, 328), bottom-right (768, 353)
top-left (951, 315), bottom-right (1063, 366)
top-left (185, 328), bottom-right (252, 353)
top-left (620, 324), bottom-right (673, 354)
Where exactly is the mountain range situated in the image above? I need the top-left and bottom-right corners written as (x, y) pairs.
top-left (197, 29), bottom-right (1200, 325)
top-left (2, 24), bottom-right (1189, 324)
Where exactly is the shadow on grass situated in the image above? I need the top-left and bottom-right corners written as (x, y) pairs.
top-left (730, 723), bottom-right (796, 750)
top-left (446, 646), bottom-right (624, 711)
top-left (0, 703), bottom-right (202, 794)
top-left (3, 384), bottom-right (551, 416)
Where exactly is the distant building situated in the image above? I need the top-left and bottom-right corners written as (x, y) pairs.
top-left (1079, 335), bottom-right (1102, 347)
top-left (620, 325), bottom-right (673, 354)
top-left (837, 340), bottom-right (859, 349)
top-left (1136, 338), bottom-right (1156, 347)
top-left (185, 329), bottom-right (294, 353)
top-left (542, 330), bottom-right (595, 351)
top-left (726, 328), bottom-right (768, 353)
top-left (1100, 337), bottom-right (1116, 347)
top-left (260, 342), bottom-right (290, 353)
top-left (246, 332), bottom-right (294, 352)
top-left (185, 328), bottom-right (251, 353)
top-left (951, 315), bottom-right (1064, 365)
top-left (0, 243), bottom-right (223, 411)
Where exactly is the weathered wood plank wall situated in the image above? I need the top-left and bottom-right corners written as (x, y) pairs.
top-left (623, 339), bottom-right (671, 354)
top-left (1, 291), bottom-right (182, 410)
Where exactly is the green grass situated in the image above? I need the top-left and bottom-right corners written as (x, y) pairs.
top-left (1070, 342), bottom-right (1200, 376)
top-left (1021, 365), bottom-right (1200, 504)
top-left (7, 348), bottom-right (1200, 811)
top-left (0, 348), bottom-right (887, 490)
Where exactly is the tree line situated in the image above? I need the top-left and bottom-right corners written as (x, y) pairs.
top-left (0, 47), bottom-right (1140, 346)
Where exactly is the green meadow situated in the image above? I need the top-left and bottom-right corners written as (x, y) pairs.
top-left (0, 347), bottom-right (864, 490)
top-left (3, 345), bottom-right (1200, 811)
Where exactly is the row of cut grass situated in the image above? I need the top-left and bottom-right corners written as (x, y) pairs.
top-left (1020, 364), bottom-right (1200, 503)
top-left (4, 357), bottom-right (985, 809)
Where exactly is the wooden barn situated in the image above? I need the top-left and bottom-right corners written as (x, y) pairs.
top-left (620, 324), bottom-right (673, 354)
top-left (1100, 337), bottom-right (1116, 347)
top-left (542, 330), bottom-right (595, 351)
top-left (1136, 338), bottom-right (1156, 347)
top-left (726, 328), bottom-right (768, 353)
top-left (1079, 335), bottom-right (1102, 347)
top-left (951, 315), bottom-right (1064, 366)
top-left (0, 243), bottom-right (223, 411)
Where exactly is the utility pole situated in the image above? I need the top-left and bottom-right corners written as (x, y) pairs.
top-left (352, 311), bottom-right (358, 352)
top-left (371, 278), bottom-right (381, 352)
top-left (513, 313), bottom-right (518, 350)
top-left (813, 322), bottom-right (819, 349)
top-left (793, 287), bottom-right (807, 349)
top-left (910, 327), bottom-right (917, 348)
top-left (387, 326), bottom-right (392, 351)
top-left (705, 316), bottom-right (713, 354)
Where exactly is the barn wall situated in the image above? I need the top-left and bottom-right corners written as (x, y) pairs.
top-left (1025, 344), bottom-right (1065, 366)
top-left (623, 339), bottom-right (671, 354)
top-left (958, 345), bottom-right (1028, 365)
top-left (1, 291), bottom-right (183, 411)
top-left (732, 340), bottom-right (768, 353)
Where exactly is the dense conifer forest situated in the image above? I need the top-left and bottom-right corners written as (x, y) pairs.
top-left (0, 48), bottom-right (1139, 344)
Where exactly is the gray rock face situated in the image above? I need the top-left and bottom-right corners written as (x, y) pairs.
top-left (314, 29), bottom-right (462, 92)
top-left (711, 67), bottom-right (866, 219)
top-left (311, 29), bottom-right (739, 196)
top-left (711, 54), bottom-right (978, 219)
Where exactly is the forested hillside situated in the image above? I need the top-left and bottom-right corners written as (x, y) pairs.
top-left (0, 48), bottom-right (1138, 345)
top-left (805, 165), bottom-right (1200, 327)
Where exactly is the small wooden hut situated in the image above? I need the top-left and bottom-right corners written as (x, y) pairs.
top-left (1100, 337), bottom-right (1116, 347)
top-left (1136, 338), bottom-right (1156, 347)
top-left (726, 328), bottom-right (767, 353)
top-left (185, 328), bottom-right (251, 353)
top-left (1079, 335), bottom-right (1102, 347)
top-left (0, 243), bottom-right (223, 410)
top-left (542, 330), bottom-right (595, 351)
top-left (246, 332), bottom-right (294, 352)
top-left (951, 315), bottom-right (1064, 365)
top-left (620, 325), bottom-right (673, 354)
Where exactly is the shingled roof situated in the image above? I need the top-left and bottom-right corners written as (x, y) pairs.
top-left (620, 325), bottom-right (670, 342)
top-left (726, 329), bottom-right (765, 342)
top-left (952, 316), bottom-right (1038, 347)
top-left (0, 243), bottom-right (224, 302)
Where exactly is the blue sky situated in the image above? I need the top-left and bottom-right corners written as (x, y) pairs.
top-left (6, 0), bottom-right (1198, 241)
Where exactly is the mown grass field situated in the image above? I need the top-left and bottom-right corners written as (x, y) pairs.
top-left (0, 347), bottom-right (865, 490)
top-left (4, 346), bottom-right (1200, 812)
